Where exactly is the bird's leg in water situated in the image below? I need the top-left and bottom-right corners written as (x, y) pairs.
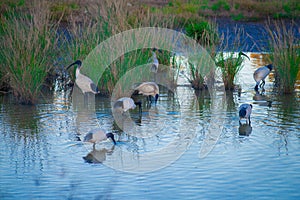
top-left (260, 80), bottom-right (265, 88)
top-left (148, 95), bottom-right (153, 104)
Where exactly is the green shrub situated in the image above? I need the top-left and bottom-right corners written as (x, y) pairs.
top-left (211, 0), bottom-right (230, 11)
top-left (185, 21), bottom-right (219, 46)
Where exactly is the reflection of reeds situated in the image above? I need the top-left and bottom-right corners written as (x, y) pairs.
top-left (266, 20), bottom-right (300, 94)
top-left (0, 1), bottom-right (59, 104)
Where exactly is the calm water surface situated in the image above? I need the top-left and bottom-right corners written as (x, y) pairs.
top-left (1, 53), bottom-right (300, 199)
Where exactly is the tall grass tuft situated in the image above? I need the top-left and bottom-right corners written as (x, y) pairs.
top-left (64, 0), bottom-right (180, 96)
top-left (0, 1), bottom-right (59, 104)
top-left (266, 20), bottom-right (300, 94)
top-left (184, 20), bottom-right (219, 89)
top-left (215, 28), bottom-right (249, 90)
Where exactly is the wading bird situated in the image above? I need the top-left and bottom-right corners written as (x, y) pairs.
top-left (216, 52), bottom-right (250, 67)
top-left (239, 103), bottom-right (252, 125)
top-left (66, 60), bottom-right (99, 94)
top-left (253, 64), bottom-right (273, 91)
top-left (113, 97), bottom-right (142, 113)
top-left (150, 49), bottom-right (159, 73)
top-left (135, 82), bottom-right (159, 104)
top-left (84, 128), bottom-right (116, 147)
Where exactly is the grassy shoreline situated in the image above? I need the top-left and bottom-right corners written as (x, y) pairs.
top-left (0, 0), bottom-right (299, 104)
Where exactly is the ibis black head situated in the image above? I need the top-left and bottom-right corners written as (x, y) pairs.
top-left (254, 85), bottom-right (259, 91)
top-left (106, 132), bottom-right (116, 145)
top-left (266, 64), bottom-right (273, 71)
top-left (239, 52), bottom-right (250, 60)
top-left (67, 60), bottom-right (82, 70)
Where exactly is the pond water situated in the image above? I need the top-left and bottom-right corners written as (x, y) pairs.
top-left (1, 53), bottom-right (300, 199)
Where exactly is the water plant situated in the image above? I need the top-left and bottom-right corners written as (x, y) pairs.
top-left (63, 0), bottom-right (180, 96)
top-left (215, 28), bottom-right (249, 90)
top-left (266, 20), bottom-right (300, 94)
top-left (0, 1), bottom-right (59, 104)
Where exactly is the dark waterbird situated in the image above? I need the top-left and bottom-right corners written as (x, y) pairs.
top-left (135, 82), bottom-right (159, 104)
top-left (84, 129), bottom-right (116, 147)
top-left (253, 64), bottom-right (273, 91)
top-left (239, 103), bottom-right (252, 125)
top-left (66, 60), bottom-right (99, 94)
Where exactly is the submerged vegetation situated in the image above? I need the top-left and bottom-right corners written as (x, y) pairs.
top-left (0, 0), bottom-right (299, 103)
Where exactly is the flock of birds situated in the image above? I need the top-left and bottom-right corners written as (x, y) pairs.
top-left (66, 50), bottom-right (273, 147)
top-left (239, 62), bottom-right (273, 125)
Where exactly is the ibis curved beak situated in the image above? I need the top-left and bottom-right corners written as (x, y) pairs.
top-left (239, 52), bottom-right (250, 60)
top-left (66, 60), bottom-right (82, 70)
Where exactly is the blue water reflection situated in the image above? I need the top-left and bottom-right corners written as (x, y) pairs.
top-left (0, 53), bottom-right (300, 199)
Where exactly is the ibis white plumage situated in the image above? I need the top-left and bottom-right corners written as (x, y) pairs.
top-left (253, 64), bottom-right (273, 91)
top-left (113, 97), bottom-right (142, 113)
top-left (83, 128), bottom-right (116, 147)
top-left (66, 60), bottom-right (99, 94)
top-left (150, 49), bottom-right (159, 73)
top-left (239, 103), bottom-right (252, 124)
top-left (135, 82), bottom-right (159, 104)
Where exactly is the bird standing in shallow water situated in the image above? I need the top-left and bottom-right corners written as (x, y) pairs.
top-left (113, 97), bottom-right (142, 113)
top-left (253, 64), bottom-right (273, 91)
top-left (84, 129), bottom-right (116, 148)
top-left (150, 49), bottom-right (159, 73)
top-left (66, 60), bottom-right (99, 94)
top-left (135, 82), bottom-right (159, 104)
top-left (239, 104), bottom-right (252, 125)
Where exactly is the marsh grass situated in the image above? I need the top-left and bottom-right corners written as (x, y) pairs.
top-left (266, 20), bottom-right (300, 94)
top-left (183, 20), bottom-right (218, 90)
top-left (64, 0), bottom-right (180, 96)
top-left (0, 1), bottom-right (59, 104)
top-left (215, 28), bottom-right (249, 90)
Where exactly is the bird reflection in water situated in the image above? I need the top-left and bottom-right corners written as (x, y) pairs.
top-left (83, 145), bottom-right (115, 164)
top-left (238, 123), bottom-right (252, 136)
top-left (253, 90), bottom-right (272, 107)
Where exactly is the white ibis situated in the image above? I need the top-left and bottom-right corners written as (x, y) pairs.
top-left (83, 128), bottom-right (116, 147)
top-left (150, 49), bottom-right (159, 73)
top-left (113, 97), bottom-right (142, 113)
top-left (216, 52), bottom-right (250, 67)
top-left (135, 82), bottom-right (159, 104)
top-left (239, 103), bottom-right (252, 124)
top-left (253, 64), bottom-right (273, 91)
top-left (66, 60), bottom-right (99, 94)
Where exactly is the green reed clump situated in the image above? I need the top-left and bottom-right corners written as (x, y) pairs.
top-left (266, 20), bottom-right (300, 94)
top-left (0, 1), bottom-right (59, 104)
top-left (183, 20), bottom-right (219, 90)
top-left (215, 28), bottom-right (248, 90)
top-left (185, 20), bottom-right (219, 47)
top-left (64, 0), bottom-right (180, 96)
top-left (185, 62), bottom-right (207, 90)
